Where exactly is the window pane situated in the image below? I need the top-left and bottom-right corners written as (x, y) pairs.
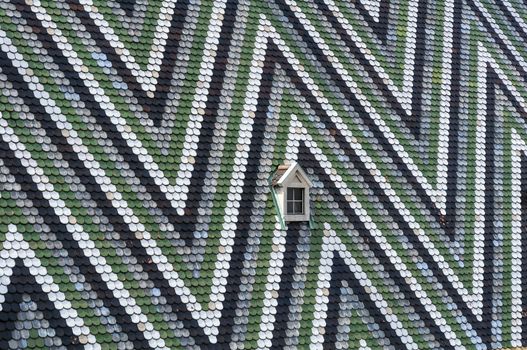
top-left (287, 187), bottom-right (294, 200)
top-left (296, 188), bottom-right (303, 201)
top-left (294, 201), bottom-right (303, 214)
top-left (287, 201), bottom-right (294, 214)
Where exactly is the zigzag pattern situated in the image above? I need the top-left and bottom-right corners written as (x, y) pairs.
top-left (0, 0), bottom-right (527, 348)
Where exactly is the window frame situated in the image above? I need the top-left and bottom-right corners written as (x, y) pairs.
top-left (286, 187), bottom-right (305, 216)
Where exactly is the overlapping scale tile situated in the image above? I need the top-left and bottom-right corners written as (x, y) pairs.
top-left (1, 0), bottom-right (527, 349)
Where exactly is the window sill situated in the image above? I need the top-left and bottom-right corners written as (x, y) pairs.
top-left (284, 214), bottom-right (310, 222)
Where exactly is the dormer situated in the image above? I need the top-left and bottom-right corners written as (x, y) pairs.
top-left (271, 162), bottom-right (312, 222)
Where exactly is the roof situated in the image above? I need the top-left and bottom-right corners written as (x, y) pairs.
top-left (0, 0), bottom-right (523, 348)
top-left (270, 164), bottom-right (290, 186)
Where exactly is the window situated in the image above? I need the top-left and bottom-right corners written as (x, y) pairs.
top-left (271, 162), bottom-right (312, 223)
top-left (287, 187), bottom-right (304, 215)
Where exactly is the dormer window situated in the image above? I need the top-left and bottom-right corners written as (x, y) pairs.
top-left (271, 162), bottom-right (312, 222)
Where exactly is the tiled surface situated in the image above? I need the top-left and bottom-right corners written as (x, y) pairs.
top-left (1, 0), bottom-right (527, 349)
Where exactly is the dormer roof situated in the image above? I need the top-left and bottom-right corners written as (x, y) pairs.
top-left (271, 162), bottom-right (313, 187)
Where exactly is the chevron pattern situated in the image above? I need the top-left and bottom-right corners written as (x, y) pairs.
top-left (0, 0), bottom-right (527, 348)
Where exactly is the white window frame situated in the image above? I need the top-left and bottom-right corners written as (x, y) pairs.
top-left (286, 187), bottom-right (305, 216)
top-left (283, 186), bottom-right (309, 221)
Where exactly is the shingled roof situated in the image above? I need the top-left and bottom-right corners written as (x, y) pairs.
top-left (270, 164), bottom-right (291, 186)
top-left (0, 0), bottom-right (526, 349)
